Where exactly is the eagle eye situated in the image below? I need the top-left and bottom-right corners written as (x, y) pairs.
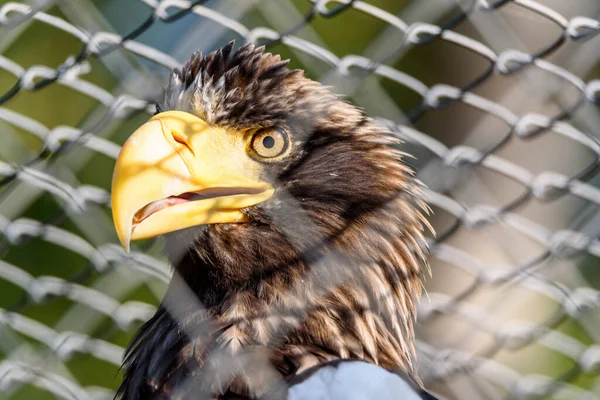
top-left (250, 127), bottom-right (290, 160)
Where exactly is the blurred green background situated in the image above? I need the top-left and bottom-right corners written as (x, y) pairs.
top-left (0, 0), bottom-right (598, 399)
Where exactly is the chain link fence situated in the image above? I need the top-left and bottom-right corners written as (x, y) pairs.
top-left (0, 0), bottom-right (599, 399)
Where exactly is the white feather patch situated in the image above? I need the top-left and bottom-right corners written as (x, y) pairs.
top-left (288, 361), bottom-right (423, 400)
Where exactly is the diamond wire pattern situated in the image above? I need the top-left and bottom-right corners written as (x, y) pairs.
top-left (0, 0), bottom-right (599, 399)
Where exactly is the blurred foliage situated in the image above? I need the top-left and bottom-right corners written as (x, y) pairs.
top-left (0, 0), bottom-right (598, 399)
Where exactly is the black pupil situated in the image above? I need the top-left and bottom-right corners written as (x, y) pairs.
top-left (262, 135), bottom-right (275, 149)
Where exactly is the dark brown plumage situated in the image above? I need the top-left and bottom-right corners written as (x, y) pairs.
top-left (117, 42), bottom-right (431, 400)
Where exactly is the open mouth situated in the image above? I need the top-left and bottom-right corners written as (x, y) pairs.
top-left (132, 187), bottom-right (265, 226)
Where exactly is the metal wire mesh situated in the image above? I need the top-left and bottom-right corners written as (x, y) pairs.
top-left (0, 0), bottom-right (599, 399)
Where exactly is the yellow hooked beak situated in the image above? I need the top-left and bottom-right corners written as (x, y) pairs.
top-left (111, 111), bottom-right (274, 251)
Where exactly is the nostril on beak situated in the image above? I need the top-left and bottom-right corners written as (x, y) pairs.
top-left (170, 130), bottom-right (195, 156)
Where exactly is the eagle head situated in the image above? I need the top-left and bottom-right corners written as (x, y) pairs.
top-left (111, 42), bottom-right (431, 399)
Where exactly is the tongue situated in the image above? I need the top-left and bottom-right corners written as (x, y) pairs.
top-left (133, 196), bottom-right (190, 224)
top-left (132, 188), bottom-right (261, 225)
top-left (176, 192), bottom-right (206, 201)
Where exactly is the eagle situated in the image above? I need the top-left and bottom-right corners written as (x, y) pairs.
top-left (110, 42), bottom-right (437, 400)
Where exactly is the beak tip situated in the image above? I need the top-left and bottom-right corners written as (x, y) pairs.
top-left (114, 221), bottom-right (132, 253)
top-left (111, 203), bottom-right (132, 253)
top-left (117, 233), bottom-right (131, 253)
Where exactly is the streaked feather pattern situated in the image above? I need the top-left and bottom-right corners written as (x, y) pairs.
top-left (117, 42), bottom-right (434, 400)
